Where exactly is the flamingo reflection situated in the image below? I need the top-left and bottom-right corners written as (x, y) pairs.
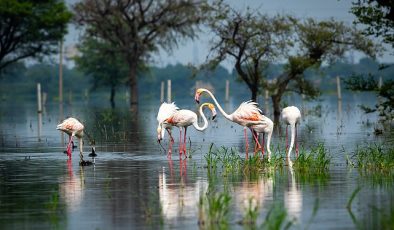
top-left (284, 164), bottom-right (303, 221)
top-left (233, 172), bottom-right (274, 215)
top-left (59, 159), bottom-right (85, 212)
top-left (159, 159), bottom-right (207, 221)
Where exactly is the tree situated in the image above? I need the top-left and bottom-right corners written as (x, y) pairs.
top-left (74, 36), bottom-right (129, 108)
top-left (0, 0), bottom-right (72, 71)
top-left (348, 0), bottom-right (394, 123)
top-left (268, 18), bottom-right (378, 122)
top-left (205, 3), bottom-right (293, 101)
top-left (73, 0), bottom-right (207, 107)
top-left (205, 2), bottom-right (378, 123)
top-left (351, 0), bottom-right (394, 49)
top-left (345, 74), bottom-right (393, 121)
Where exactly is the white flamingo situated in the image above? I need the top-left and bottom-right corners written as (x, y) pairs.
top-left (195, 88), bottom-right (266, 158)
top-left (251, 116), bottom-right (274, 160)
top-left (57, 117), bottom-right (86, 162)
top-left (163, 103), bottom-right (217, 158)
top-left (281, 106), bottom-right (301, 162)
top-left (157, 102), bottom-right (179, 156)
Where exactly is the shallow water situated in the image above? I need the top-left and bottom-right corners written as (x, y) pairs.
top-left (0, 93), bottom-right (393, 229)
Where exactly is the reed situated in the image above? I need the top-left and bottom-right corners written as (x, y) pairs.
top-left (349, 144), bottom-right (394, 175)
top-left (198, 190), bottom-right (231, 229)
top-left (241, 197), bottom-right (259, 226)
top-left (261, 203), bottom-right (294, 230)
top-left (294, 143), bottom-right (331, 174)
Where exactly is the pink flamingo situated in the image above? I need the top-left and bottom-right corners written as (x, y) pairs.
top-left (282, 106), bottom-right (301, 162)
top-left (163, 103), bottom-right (217, 158)
top-left (157, 102), bottom-right (179, 157)
top-left (57, 117), bottom-right (86, 163)
top-left (251, 116), bottom-right (274, 160)
top-left (195, 88), bottom-right (266, 159)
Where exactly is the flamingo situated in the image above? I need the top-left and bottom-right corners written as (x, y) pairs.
top-left (162, 103), bottom-right (217, 158)
top-left (195, 88), bottom-right (266, 158)
top-left (251, 116), bottom-right (274, 160)
top-left (157, 102), bottom-right (179, 157)
top-left (282, 106), bottom-right (301, 162)
top-left (57, 117), bottom-right (87, 164)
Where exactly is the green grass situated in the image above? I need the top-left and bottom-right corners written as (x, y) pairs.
top-left (241, 197), bottom-right (260, 227)
top-left (347, 144), bottom-right (394, 175)
top-left (293, 143), bottom-right (331, 174)
top-left (261, 203), bottom-right (294, 230)
top-left (198, 190), bottom-right (232, 229)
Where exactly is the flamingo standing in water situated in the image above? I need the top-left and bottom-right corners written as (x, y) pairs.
top-left (162, 103), bottom-right (217, 158)
top-left (282, 106), bottom-right (301, 162)
top-left (57, 117), bottom-right (87, 163)
top-left (157, 102), bottom-right (179, 157)
top-left (251, 116), bottom-right (274, 160)
top-left (195, 88), bottom-right (266, 158)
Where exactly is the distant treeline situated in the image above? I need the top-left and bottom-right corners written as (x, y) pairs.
top-left (0, 57), bottom-right (392, 103)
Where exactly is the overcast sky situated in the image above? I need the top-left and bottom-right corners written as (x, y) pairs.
top-left (65, 0), bottom-right (393, 71)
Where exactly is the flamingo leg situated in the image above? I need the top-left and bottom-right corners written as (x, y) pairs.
top-left (262, 132), bottom-right (265, 156)
top-left (167, 129), bottom-right (174, 158)
top-left (244, 127), bottom-right (249, 160)
top-left (250, 129), bottom-right (262, 157)
top-left (183, 126), bottom-right (188, 158)
top-left (66, 135), bottom-right (74, 158)
top-left (179, 128), bottom-right (183, 155)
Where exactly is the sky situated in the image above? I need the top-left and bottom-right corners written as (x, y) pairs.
top-left (65, 0), bottom-right (393, 71)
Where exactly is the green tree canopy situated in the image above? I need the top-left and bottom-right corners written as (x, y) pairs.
top-left (204, 1), bottom-right (379, 123)
top-left (0, 0), bottom-right (72, 71)
top-left (73, 0), bottom-right (208, 107)
top-left (352, 0), bottom-right (394, 48)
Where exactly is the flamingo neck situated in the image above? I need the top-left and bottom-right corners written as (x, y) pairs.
top-left (266, 130), bottom-right (272, 155)
top-left (287, 123), bottom-right (296, 157)
top-left (203, 89), bottom-right (232, 121)
top-left (193, 105), bottom-right (209, 131)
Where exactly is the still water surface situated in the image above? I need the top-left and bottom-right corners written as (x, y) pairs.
top-left (0, 93), bottom-right (393, 229)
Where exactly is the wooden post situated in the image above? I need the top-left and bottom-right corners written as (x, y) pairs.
top-left (167, 79), bottom-right (171, 103)
top-left (378, 76), bottom-right (383, 89)
top-left (37, 83), bottom-right (42, 113)
top-left (336, 76), bottom-right (342, 100)
top-left (160, 81), bottom-right (165, 102)
top-left (37, 83), bottom-right (42, 141)
top-left (225, 80), bottom-right (229, 102)
top-left (59, 40), bottom-right (63, 103)
top-left (264, 89), bottom-right (269, 114)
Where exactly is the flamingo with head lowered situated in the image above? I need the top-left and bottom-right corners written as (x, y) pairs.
top-left (195, 88), bottom-right (267, 159)
top-left (162, 103), bottom-right (217, 158)
top-left (157, 102), bottom-right (179, 157)
top-left (251, 116), bottom-right (274, 161)
top-left (282, 106), bottom-right (301, 164)
top-left (57, 117), bottom-right (89, 164)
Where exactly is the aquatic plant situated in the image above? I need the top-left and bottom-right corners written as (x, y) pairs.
top-left (293, 143), bottom-right (331, 174)
top-left (241, 197), bottom-right (259, 226)
top-left (348, 144), bottom-right (394, 175)
top-left (198, 190), bottom-right (231, 229)
top-left (261, 203), bottom-right (294, 230)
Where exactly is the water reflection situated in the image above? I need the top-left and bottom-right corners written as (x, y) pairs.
top-left (59, 159), bottom-right (84, 212)
top-left (159, 159), bottom-right (208, 222)
top-left (234, 172), bottom-right (274, 216)
top-left (285, 164), bottom-right (303, 221)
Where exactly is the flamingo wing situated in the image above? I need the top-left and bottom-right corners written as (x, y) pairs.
top-left (166, 110), bottom-right (196, 127)
top-left (233, 101), bottom-right (263, 122)
top-left (157, 102), bottom-right (179, 123)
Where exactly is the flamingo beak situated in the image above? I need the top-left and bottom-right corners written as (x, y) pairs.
top-left (212, 109), bottom-right (217, 120)
top-left (194, 92), bottom-right (200, 104)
